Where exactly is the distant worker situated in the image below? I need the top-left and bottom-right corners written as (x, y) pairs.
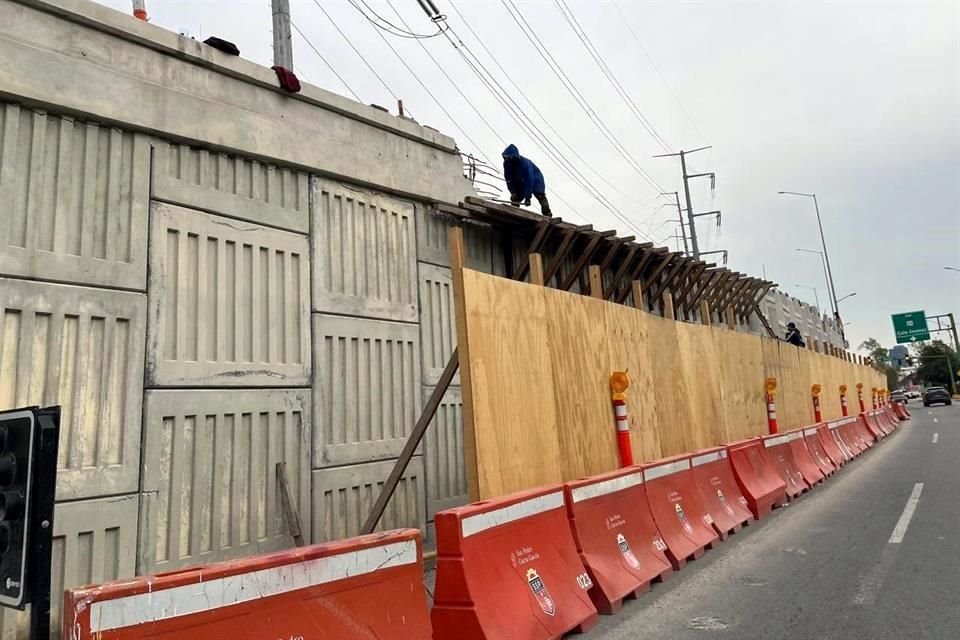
top-left (784, 322), bottom-right (806, 348)
top-left (502, 144), bottom-right (552, 217)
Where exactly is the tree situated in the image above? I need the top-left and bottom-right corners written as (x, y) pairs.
top-left (859, 337), bottom-right (899, 389)
top-left (915, 340), bottom-right (959, 390)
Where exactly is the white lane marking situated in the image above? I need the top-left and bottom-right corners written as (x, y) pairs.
top-left (853, 547), bottom-right (897, 605)
top-left (933, 418), bottom-right (939, 424)
top-left (889, 483), bottom-right (924, 544)
top-left (927, 411), bottom-right (932, 415)
top-left (932, 433), bottom-right (939, 444)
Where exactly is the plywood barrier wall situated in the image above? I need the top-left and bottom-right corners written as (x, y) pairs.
top-left (452, 266), bottom-right (885, 500)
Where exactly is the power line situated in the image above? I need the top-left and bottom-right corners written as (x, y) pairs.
top-left (349, 0), bottom-right (445, 39)
top-left (290, 20), bottom-right (361, 101)
top-left (501, 0), bottom-right (668, 196)
top-left (446, 0), bottom-right (659, 213)
top-left (555, 0), bottom-right (673, 154)
top-left (310, 0), bottom-right (406, 108)
top-left (612, 1), bottom-right (708, 144)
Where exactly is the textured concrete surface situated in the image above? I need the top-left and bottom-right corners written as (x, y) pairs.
top-left (589, 404), bottom-right (960, 639)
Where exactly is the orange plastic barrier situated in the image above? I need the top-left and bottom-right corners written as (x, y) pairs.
top-left (895, 402), bottom-right (911, 419)
top-left (803, 426), bottom-right (837, 477)
top-left (786, 430), bottom-right (825, 487)
top-left (642, 456), bottom-right (719, 570)
top-left (825, 419), bottom-right (857, 461)
top-left (841, 417), bottom-right (871, 453)
top-left (433, 485), bottom-right (597, 640)
top-left (726, 438), bottom-right (787, 519)
top-left (689, 448), bottom-right (753, 540)
top-left (762, 433), bottom-right (810, 498)
top-left (817, 423), bottom-right (849, 466)
top-left (861, 411), bottom-right (886, 440)
top-left (853, 416), bottom-right (877, 448)
top-left (63, 529), bottom-right (431, 640)
top-left (881, 407), bottom-right (901, 431)
top-left (564, 468), bottom-right (672, 614)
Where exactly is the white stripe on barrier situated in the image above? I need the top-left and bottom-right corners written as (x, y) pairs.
top-left (88, 539), bottom-right (418, 633)
top-left (461, 491), bottom-right (564, 538)
top-left (614, 404), bottom-right (628, 418)
top-left (764, 434), bottom-right (790, 448)
top-left (803, 428), bottom-right (819, 437)
top-left (643, 459), bottom-right (690, 481)
top-left (786, 432), bottom-right (803, 442)
top-left (691, 450), bottom-right (726, 467)
top-left (571, 472), bottom-right (644, 504)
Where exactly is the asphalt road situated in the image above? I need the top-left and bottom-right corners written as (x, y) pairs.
top-left (588, 403), bottom-right (960, 640)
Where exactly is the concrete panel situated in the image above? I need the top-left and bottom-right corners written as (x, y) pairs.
top-left (0, 1), bottom-right (472, 204)
top-left (146, 202), bottom-right (311, 387)
top-left (152, 140), bottom-right (309, 233)
top-left (423, 386), bottom-right (469, 519)
top-left (313, 314), bottom-right (421, 466)
top-left (140, 389), bottom-right (311, 573)
top-left (418, 263), bottom-right (458, 386)
top-left (311, 178), bottom-right (418, 322)
top-left (311, 457), bottom-right (425, 543)
top-left (0, 494), bottom-right (138, 640)
top-left (0, 278), bottom-right (145, 501)
top-left (415, 206), bottom-right (496, 271)
top-left (0, 103), bottom-right (149, 289)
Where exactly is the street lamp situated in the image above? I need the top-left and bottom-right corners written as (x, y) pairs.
top-left (779, 191), bottom-right (841, 329)
top-left (794, 284), bottom-right (821, 310)
top-left (795, 248), bottom-right (835, 317)
top-left (946, 266), bottom-right (960, 273)
top-left (836, 292), bottom-right (857, 304)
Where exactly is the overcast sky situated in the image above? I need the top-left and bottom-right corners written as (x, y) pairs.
top-left (98, 0), bottom-right (960, 349)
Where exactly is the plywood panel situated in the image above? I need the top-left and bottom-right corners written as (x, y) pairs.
top-left (455, 269), bottom-right (563, 499)
top-left (454, 267), bottom-right (885, 500)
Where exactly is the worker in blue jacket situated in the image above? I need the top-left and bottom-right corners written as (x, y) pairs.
top-left (502, 144), bottom-right (552, 217)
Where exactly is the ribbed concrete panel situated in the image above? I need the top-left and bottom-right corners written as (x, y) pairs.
top-left (146, 202), bottom-right (311, 387)
top-left (140, 389), bottom-right (311, 573)
top-left (423, 386), bottom-right (468, 519)
top-left (313, 314), bottom-right (421, 466)
top-left (0, 278), bottom-right (145, 501)
top-left (151, 140), bottom-right (310, 233)
top-left (415, 206), bottom-right (495, 271)
top-left (0, 494), bottom-right (138, 640)
top-left (0, 103), bottom-right (149, 290)
top-left (311, 178), bottom-right (418, 322)
top-left (418, 263), bottom-right (459, 386)
top-left (311, 457), bottom-right (425, 543)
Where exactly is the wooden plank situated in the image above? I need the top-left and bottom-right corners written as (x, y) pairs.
top-left (662, 289), bottom-right (675, 320)
top-left (700, 300), bottom-right (712, 326)
top-left (725, 306), bottom-right (736, 330)
top-left (688, 269), bottom-right (726, 310)
top-left (589, 265), bottom-right (603, 299)
top-left (529, 253), bottom-right (545, 286)
top-left (631, 280), bottom-right (645, 310)
top-left (641, 251), bottom-right (680, 292)
top-left (614, 248), bottom-right (658, 304)
top-left (604, 245), bottom-right (641, 300)
top-left (512, 218), bottom-right (555, 281)
top-left (558, 230), bottom-right (615, 291)
top-left (673, 263), bottom-right (708, 310)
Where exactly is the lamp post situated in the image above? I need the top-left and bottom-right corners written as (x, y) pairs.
top-left (794, 284), bottom-right (821, 311)
top-left (836, 292), bottom-right (857, 304)
top-left (795, 248), bottom-right (834, 316)
top-left (779, 192), bottom-right (841, 334)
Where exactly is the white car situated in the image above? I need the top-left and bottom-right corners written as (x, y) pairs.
top-left (905, 390), bottom-right (921, 400)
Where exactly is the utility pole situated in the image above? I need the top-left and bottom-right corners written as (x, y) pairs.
top-left (926, 312), bottom-right (960, 352)
top-left (661, 191), bottom-right (689, 256)
top-left (654, 146), bottom-right (717, 260)
top-left (272, 0), bottom-right (293, 69)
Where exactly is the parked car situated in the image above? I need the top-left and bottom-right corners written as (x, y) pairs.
top-left (906, 389), bottom-right (922, 400)
top-left (922, 386), bottom-right (953, 407)
top-left (891, 390), bottom-right (907, 403)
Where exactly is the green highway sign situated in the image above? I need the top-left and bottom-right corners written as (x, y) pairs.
top-left (891, 311), bottom-right (930, 343)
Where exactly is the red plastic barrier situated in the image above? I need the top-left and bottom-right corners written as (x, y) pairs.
top-left (825, 419), bottom-right (857, 461)
top-left (802, 426), bottom-right (837, 476)
top-left (689, 448), bottom-right (753, 540)
top-left (642, 456), bottom-right (719, 570)
top-left (896, 402), bottom-right (912, 419)
top-left (726, 438), bottom-right (787, 519)
top-left (64, 529), bottom-right (431, 640)
top-left (762, 433), bottom-right (810, 498)
top-left (564, 468), bottom-right (672, 614)
top-left (853, 416), bottom-right (877, 448)
top-left (786, 429), bottom-right (826, 486)
top-left (861, 411), bottom-right (886, 440)
top-left (882, 407), bottom-right (901, 430)
top-left (817, 423), bottom-right (849, 466)
top-left (836, 417), bottom-right (868, 455)
top-left (433, 485), bottom-right (597, 640)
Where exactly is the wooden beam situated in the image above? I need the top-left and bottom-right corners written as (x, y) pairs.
top-left (632, 280), bottom-right (645, 310)
top-left (700, 299), bottom-right (712, 326)
top-left (529, 253), bottom-right (544, 286)
top-left (605, 245), bottom-right (641, 300)
top-left (558, 230), bottom-right (615, 291)
top-left (511, 218), bottom-right (556, 281)
top-left (641, 251), bottom-right (680, 292)
top-left (711, 274), bottom-right (746, 311)
top-left (812, 338), bottom-right (820, 353)
top-left (543, 228), bottom-right (578, 285)
top-left (675, 262), bottom-right (710, 310)
top-left (614, 247), bottom-right (660, 304)
top-left (589, 265), bottom-right (603, 298)
top-left (688, 269), bottom-right (726, 311)
top-left (651, 258), bottom-right (694, 306)
top-left (704, 271), bottom-right (739, 308)
top-left (662, 289), bottom-right (675, 320)
top-left (725, 306), bottom-right (736, 329)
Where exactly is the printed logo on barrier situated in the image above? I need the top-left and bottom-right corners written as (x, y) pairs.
top-left (527, 568), bottom-right (556, 616)
top-left (617, 533), bottom-right (640, 570)
top-left (738, 496), bottom-right (749, 507)
top-left (653, 536), bottom-right (668, 552)
top-left (717, 489), bottom-right (736, 517)
top-left (675, 503), bottom-right (694, 534)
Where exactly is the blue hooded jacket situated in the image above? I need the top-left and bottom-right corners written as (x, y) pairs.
top-left (502, 144), bottom-right (545, 200)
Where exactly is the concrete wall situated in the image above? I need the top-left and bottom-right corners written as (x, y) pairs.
top-left (0, 1), bottom-right (486, 636)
